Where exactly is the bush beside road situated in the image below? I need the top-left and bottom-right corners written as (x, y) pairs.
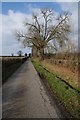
top-left (2, 56), bottom-right (27, 84)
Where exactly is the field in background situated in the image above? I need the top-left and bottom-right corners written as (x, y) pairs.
top-left (39, 53), bottom-right (79, 90)
top-left (44, 53), bottom-right (79, 73)
top-left (2, 56), bottom-right (27, 84)
top-left (41, 59), bottom-right (78, 90)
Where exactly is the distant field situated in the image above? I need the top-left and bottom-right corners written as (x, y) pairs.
top-left (2, 56), bottom-right (27, 84)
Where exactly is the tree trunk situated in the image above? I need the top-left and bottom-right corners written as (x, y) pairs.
top-left (32, 45), bottom-right (44, 60)
top-left (39, 48), bottom-right (44, 60)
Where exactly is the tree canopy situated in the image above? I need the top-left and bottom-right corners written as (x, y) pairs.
top-left (16, 9), bottom-right (71, 59)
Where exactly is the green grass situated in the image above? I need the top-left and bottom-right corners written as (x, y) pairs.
top-left (32, 60), bottom-right (80, 118)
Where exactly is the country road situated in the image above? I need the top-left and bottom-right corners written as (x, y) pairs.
top-left (2, 59), bottom-right (65, 118)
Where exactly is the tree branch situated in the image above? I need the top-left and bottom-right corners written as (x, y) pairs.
top-left (46, 15), bottom-right (69, 42)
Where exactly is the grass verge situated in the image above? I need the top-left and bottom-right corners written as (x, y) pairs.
top-left (32, 60), bottom-right (80, 118)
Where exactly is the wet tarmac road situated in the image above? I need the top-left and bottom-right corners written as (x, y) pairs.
top-left (2, 60), bottom-right (63, 118)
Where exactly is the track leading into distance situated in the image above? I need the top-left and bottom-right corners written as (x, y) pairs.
top-left (2, 59), bottom-right (65, 118)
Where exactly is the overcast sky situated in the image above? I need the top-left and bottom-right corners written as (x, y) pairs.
top-left (0, 1), bottom-right (78, 56)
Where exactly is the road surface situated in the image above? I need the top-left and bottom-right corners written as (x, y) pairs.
top-left (2, 60), bottom-right (64, 118)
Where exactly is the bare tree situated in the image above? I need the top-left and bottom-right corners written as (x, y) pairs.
top-left (17, 50), bottom-right (23, 57)
top-left (11, 53), bottom-right (14, 56)
top-left (15, 9), bottom-right (71, 60)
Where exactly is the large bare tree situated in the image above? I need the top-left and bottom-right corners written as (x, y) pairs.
top-left (16, 9), bottom-right (71, 60)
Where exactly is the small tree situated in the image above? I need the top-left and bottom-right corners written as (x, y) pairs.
top-left (25, 53), bottom-right (27, 57)
top-left (11, 53), bottom-right (14, 56)
top-left (17, 50), bottom-right (23, 57)
top-left (16, 9), bottom-right (71, 60)
top-left (29, 53), bottom-right (31, 58)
